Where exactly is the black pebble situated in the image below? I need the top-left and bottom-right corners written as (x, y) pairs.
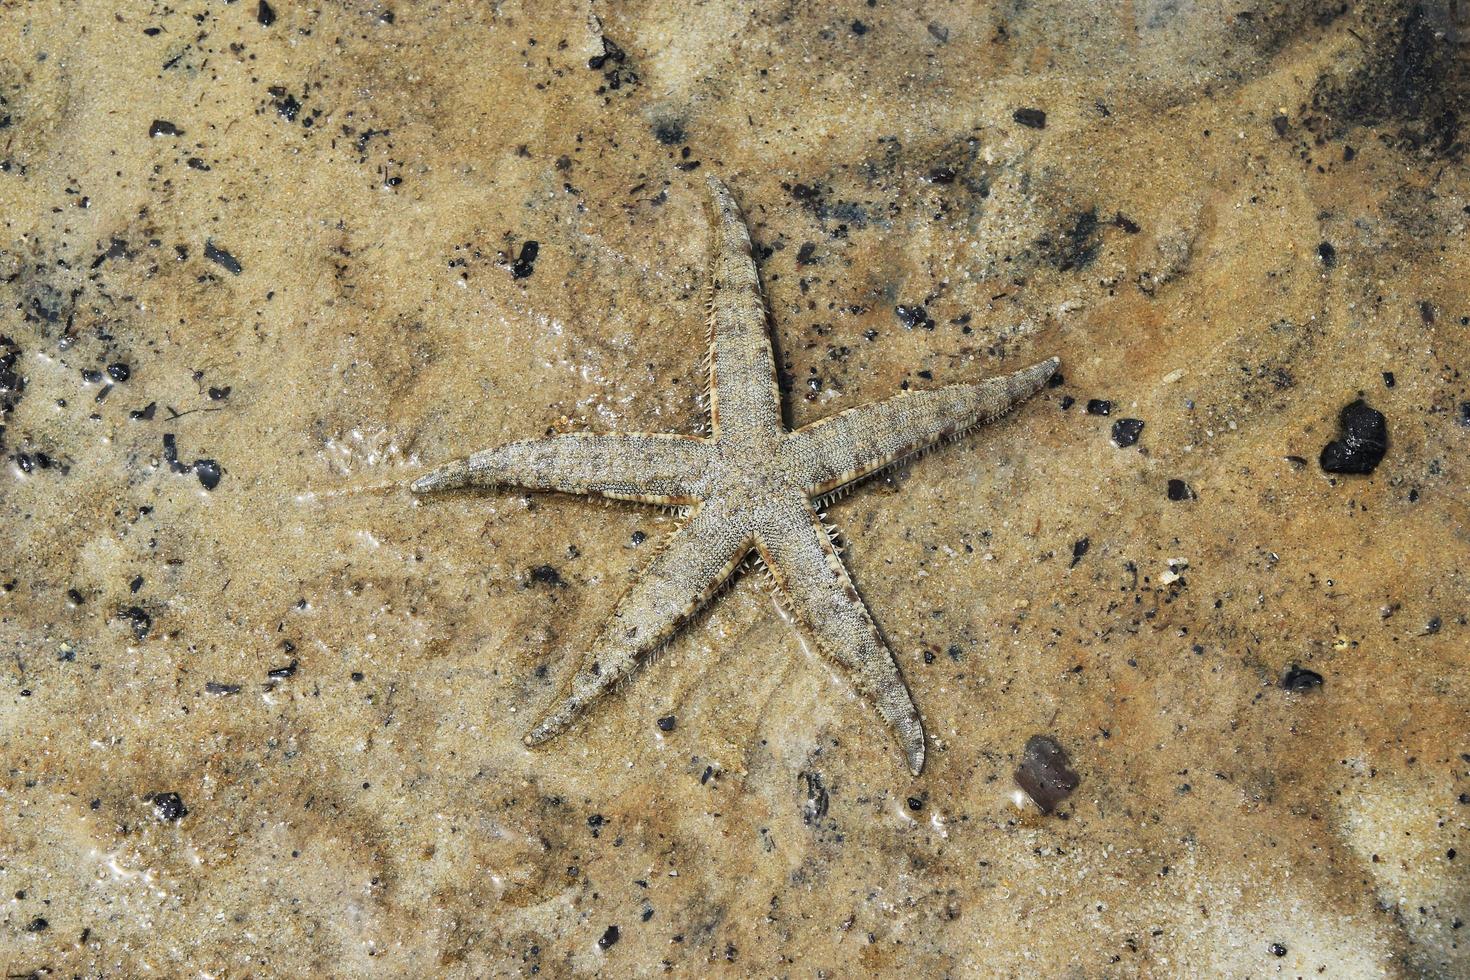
top-left (1111, 418), bottom-right (1144, 447)
top-left (25, 916), bottom-right (48, 933)
top-left (906, 796), bottom-right (924, 811)
top-left (894, 304), bottom-right (935, 330)
top-left (1166, 479), bottom-right (1194, 501)
top-left (1317, 242), bottom-right (1336, 268)
top-left (1281, 666), bottom-right (1324, 692)
top-left (1013, 107), bottom-right (1047, 129)
top-left (207, 385), bottom-right (231, 400)
top-left (152, 792), bottom-right (188, 821)
top-left (1270, 943), bottom-right (1288, 957)
top-left (1456, 401), bottom-right (1470, 427)
top-left (598, 925), bottom-right (621, 950)
top-left (1014, 735), bottom-right (1079, 815)
top-left (122, 605), bottom-right (151, 640)
top-left (149, 119), bottom-right (183, 138)
top-left (1319, 398), bottom-right (1388, 475)
top-left (511, 240), bottom-right (540, 279)
top-left (1059, 395), bottom-right (1075, 410)
top-left (257, 0), bottom-right (276, 25)
top-left (81, 368), bottom-right (103, 383)
top-left (1271, 114), bottom-right (1289, 137)
top-left (1046, 372), bottom-right (1064, 388)
top-left (107, 362), bottom-right (131, 382)
top-left (195, 459), bottom-right (221, 490)
top-left (204, 240), bottom-right (243, 275)
top-left (656, 714), bottom-right (676, 732)
top-left (130, 401), bottom-right (157, 421)
top-left (1381, 371), bottom-right (1394, 388)
top-left (1069, 536), bottom-right (1089, 568)
top-left (529, 564), bottom-right (564, 587)
top-left (1085, 399), bottom-right (1111, 416)
top-left (850, 19), bottom-right (868, 35)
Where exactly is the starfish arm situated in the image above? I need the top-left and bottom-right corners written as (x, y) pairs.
top-left (784, 357), bottom-right (1059, 499)
top-left (704, 175), bottom-right (784, 440)
top-left (410, 433), bottom-right (712, 505)
top-left (524, 501), bottom-right (751, 745)
top-left (755, 499), bottom-right (926, 775)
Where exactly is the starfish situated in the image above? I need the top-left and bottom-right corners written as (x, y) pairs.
top-left (412, 176), bottom-right (1058, 775)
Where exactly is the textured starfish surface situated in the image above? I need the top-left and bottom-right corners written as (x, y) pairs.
top-left (412, 176), bottom-right (1059, 774)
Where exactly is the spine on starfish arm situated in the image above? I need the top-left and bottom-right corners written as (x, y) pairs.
top-left (791, 356), bottom-right (1060, 501)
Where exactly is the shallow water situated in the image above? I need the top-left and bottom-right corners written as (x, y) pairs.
top-left (2, 1), bottom-right (1467, 975)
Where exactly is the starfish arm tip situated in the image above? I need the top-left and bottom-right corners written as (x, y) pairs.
top-left (410, 460), bottom-right (471, 494)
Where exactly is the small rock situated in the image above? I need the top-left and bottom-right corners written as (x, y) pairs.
top-left (1014, 735), bottom-right (1080, 815)
top-left (1167, 478), bottom-right (1194, 501)
top-left (195, 459), bottom-right (222, 490)
top-left (1013, 107), bottom-right (1047, 129)
top-left (1085, 399), bottom-right (1112, 416)
top-left (598, 925), bottom-right (621, 950)
top-left (656, 714), bottom-right (676, 732)
top-left (152, 792), bottom-right (188, 822)
top-left (1111, 418), bottom-right (1144, 447)
top-left (1319, 398), bottom-right (1388, 475)
top-left (1281, 666), bottom-right (1324, 692)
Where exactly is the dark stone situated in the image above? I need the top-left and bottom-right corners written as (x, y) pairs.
top-left (1085, 399), bottom-right (1112, 416)
top-left (107, 362), bottom-right (131, 382)
top-left (1319, 399), bottom-right (1388, 474)
top-left (1317, 241), bottom-right (1336, 267)
top-left (1457, 401), bottom-right (1470, 427)
top-left (25, 916), bottom-right (48, 932)
top-left (149, 119), bottom-right (183, 137)
top-left (1272, 113), bottom-right (1290, 136)
top-left (1069, 536), bottom-right (1089, 568)
top-left (204, 241), bottom-right (243, 275)
top-left (1270, 943), bottom-right (1288, 957)
top-left (656, 714), bottom-right (676, 732)
top-left (653, 120), bottom-right (684, 145)
top-left (1166, 479), bottom-right (1194, 501)
top-left (1013, 107), bottom-right (1047, 129)
top-left (894, 304), bottom-right (934, 330)
top-left (122, 605), bottom-right (151, 640)
top-left (1111, 418), bottom-right (1145, 447)
top-left (257, 0), bottom-right (276, 26)
top-left (598, 925), bottom-right (621, 950)
top-left (152, 792), bottom-right (188, 821)
top-left (511, 240), bottom-right (539, 280)
top-left (529, 564), bottom-right (564, 587)
top-left (195, 459), bottom-right (222, 490)
top-left (1281, 666), bottom-right (1324, 692)
top-left (1014, 735), bottom-right (1080, 815)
